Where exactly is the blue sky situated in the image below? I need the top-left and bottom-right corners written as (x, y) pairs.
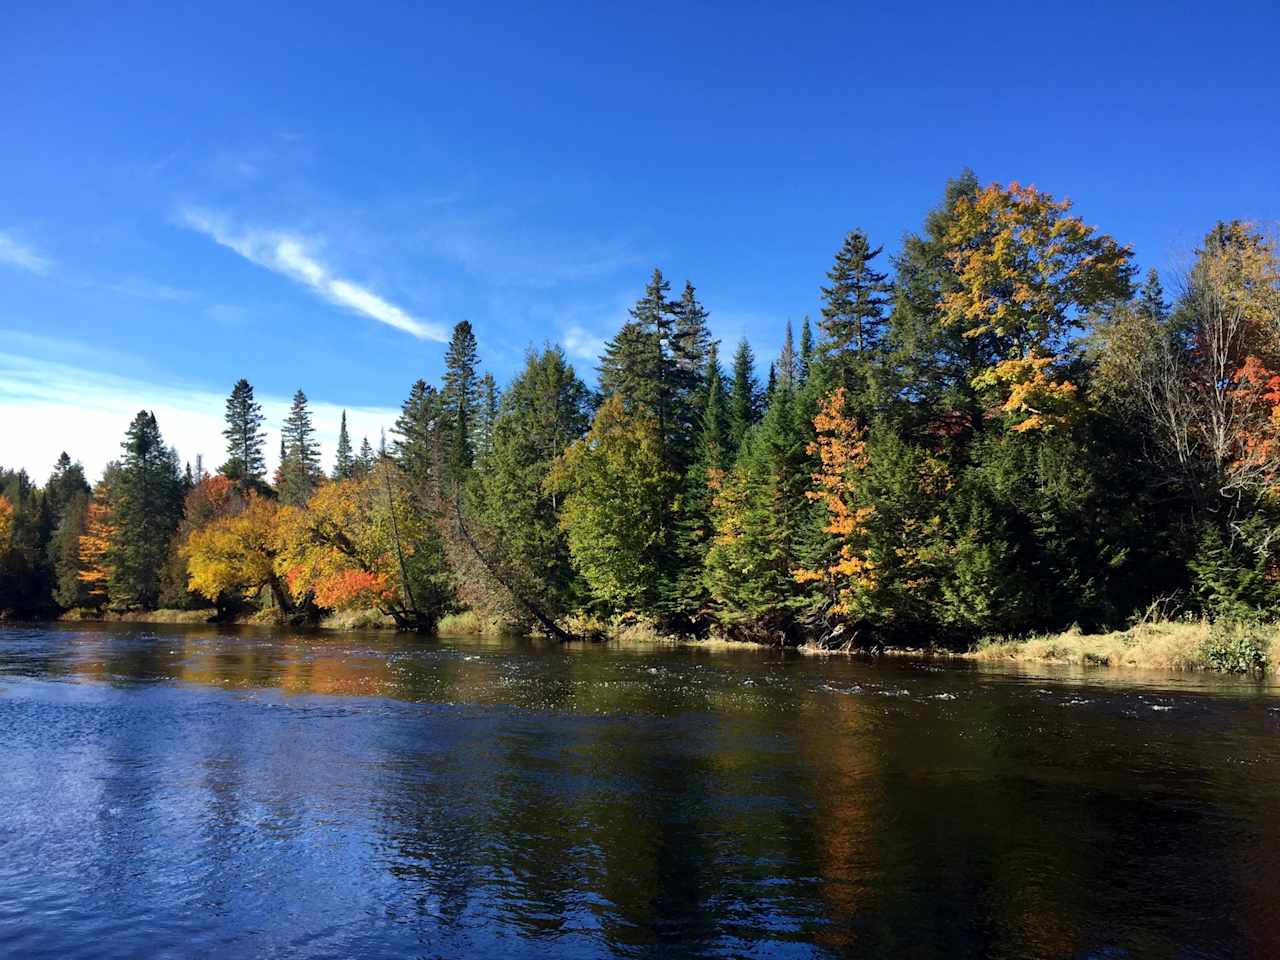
top-left (2, 0), bottom-right (1278, 480)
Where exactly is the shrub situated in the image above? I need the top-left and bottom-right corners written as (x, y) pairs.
top-left (1200, 620), bottom-right (1270, 674)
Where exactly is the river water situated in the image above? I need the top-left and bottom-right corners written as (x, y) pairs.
top-left (1, 623), bottom-right (1278, 958)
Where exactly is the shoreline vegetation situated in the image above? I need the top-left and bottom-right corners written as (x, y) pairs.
top-left (5, 175), bottom-right (1280, 678)
top-left (49, 608), bottom-right (1278, 676)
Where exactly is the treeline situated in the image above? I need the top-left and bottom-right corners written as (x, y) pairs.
top-left (4, 172), bottom-right (1279, 646)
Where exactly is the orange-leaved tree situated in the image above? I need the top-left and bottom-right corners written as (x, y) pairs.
top-left (793, 388), bottom-right (875, 620)
top-left (0, 495), bottom-right (12, 550)
top-left (77, 484), bottom-right (116, 609)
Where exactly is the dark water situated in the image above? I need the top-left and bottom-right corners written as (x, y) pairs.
top-left (1, 625), bottom-right (1279, 959)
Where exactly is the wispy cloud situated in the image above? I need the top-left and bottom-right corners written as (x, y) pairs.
top-left (107, 276), bottom-right (194, 302)
top-left (0, 230), bottom-right (51, 274)
top-left (180, 207), bottom-right (448, 342)
top-left (562, 325), bottom-right (607, 362)
top-left (0, 350), bottom-right (397, 481)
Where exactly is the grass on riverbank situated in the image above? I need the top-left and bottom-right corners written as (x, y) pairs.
top-left (60, 607), bottom-right (217, 624)
top-left (971, 620), bottom-right (1276, 673)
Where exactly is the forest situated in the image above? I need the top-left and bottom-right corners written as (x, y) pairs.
top-left (3, 172), bottom-right (1280, 650)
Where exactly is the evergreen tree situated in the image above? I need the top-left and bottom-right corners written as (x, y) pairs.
top-left (279, 390), bottom-right (321, 506)
top-left (220, 379), bottom-right (266, 482)
top-left (107, 411), bottom-right (185, 609)
top-left (469, 347), bottom-right (593, 623)
top-left (728, 338), bottom-right (760, 453)
top-left (356, 436), bottom-right (375, 478)
top-left (777, 320), bottom-right (797, 389)
top-left (333, 411), bottom-right (355, 480)
top-left (820, 229), bottom-right (892, 357)
top-left (473, 372), bottom-right (500, 459)
top-left (699, 342), bottom-right (731, 472)
top-left (670, 281), bottom-right (712, 466)
top-left (705, 384), bottom-right (813, 642)
top-left (393, 379), bottom-right (443, 504)
top-left (1139, 267), bottom-right (1167, 321)
top-left (547, 395), bottom-right (676, 614)
top-left (799, 316), bottom-right (814, 382)
top-left (599, 320), bottom-right (662, 414)
top-left (51, 490), bottom-right (90, 609)
top-left (44, 452), bottom-right (89, 528)
top-left (442, 320), bottom-right (481, 479)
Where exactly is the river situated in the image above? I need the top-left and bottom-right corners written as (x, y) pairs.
top-left (1, 623), bottom-right (1278, 958)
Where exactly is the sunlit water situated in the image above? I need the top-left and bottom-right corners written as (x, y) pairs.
top-left (1, 624), bottom-right (1278, 958)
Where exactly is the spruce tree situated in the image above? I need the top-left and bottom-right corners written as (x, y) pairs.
top-left (777, 320), bottom-right (796, 390)
top-left (108, 411), bottom-right (185, 609)
top-left (1139, 267), bottom-right (1167, 321)
top-left (220, 379), bottom-right (266, 482)
top-left (393, 379), bottom-right (443, 503)
top-left (599, 320), bottom-right (662, 415)
top-left (333, 411), bottom-right (354, 480)
top-left (279, 390), bottom-right (321, 506)
top-left (699, 342), bottom-right (731, 472)
top-left (356, 436), bottom-right (375, 478)
top-left (670, 281), bottom-right (712, 464)
top-left (44, 452), bottom-right (89, 526)
top-left (469, 347), bottom-right (593, 622)
top-left (799, 316), bottom-right (813, 382)
top-left (473, 372), bottom-right (500, 459)
top-left (728, 338), bottom-right (760, 453)
top-left (442, 320), bottom-right (481, 480)
top-left (820, 229), bottom-right (892, 356)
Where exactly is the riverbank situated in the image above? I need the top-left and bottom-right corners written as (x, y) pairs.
top-left (50, 609), bottom-right (1276, 674)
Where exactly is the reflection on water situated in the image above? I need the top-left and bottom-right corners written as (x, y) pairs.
top-left (1, 623), bottom-right (1278, 958)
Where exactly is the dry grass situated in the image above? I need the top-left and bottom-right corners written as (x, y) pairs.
top-left (970, 620), bottom-right (1277, 672)
top-left (60, 608), bottom-right (216, 624)
top-left (437, 610), bottom-right (518, 636)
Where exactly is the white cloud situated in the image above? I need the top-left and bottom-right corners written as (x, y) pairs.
top-left (562, 325), bottom-right (607, 362)
top-left (0, 351), bottom-right (397, 483)
top-left (180, 207), bottom-right (447, 342)
top-left (0, 231), bottom-right (51, 274)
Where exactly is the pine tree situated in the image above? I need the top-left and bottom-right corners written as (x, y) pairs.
top-left (820, 229), bottom-right (892, 357)
top-left (220, 379), bottom-right (266, 483)
top-left (108, 411), bottom-right (185, 609)
top-left (442, 320), bottom-right (481, 480)
top-left (279, 390), bottom-right (321, 506)
top-left (333, 410), bottom-right (355, 480)
top-left (728, 338), bottom-right (760, 453)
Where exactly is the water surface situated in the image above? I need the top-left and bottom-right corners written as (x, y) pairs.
top-left (1, 623), bottom-right (1278, 958)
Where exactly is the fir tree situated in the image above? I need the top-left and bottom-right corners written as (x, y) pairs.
top-left (699, 342), bottom-right (731, 473)
top-left (356, 436), bottom-right (375, 478)
top-left (599, 320), bottom-right (662, 414)
top-left (220, 379), bottom-right (266, 483)
top-left (820, 229), bottom-right (892, 356)
top-left (473, 372), bottom-right (500, 459)
top-left (1139, 267), bottom-right (1167, 321)
top-left (777, 320), bottom-right (797, 390)
top-left (799, 316), bottom-right (814, 382)
top-left (728, 338), bottom-right (760, 453)
top-left (108, 411), bottom-right (185, 609)
top-left (279, 390), bottom-right (321, 507)
top-left (442, 320), bottom-right (481, 479)
top-left (333, 411), bottom-right (355, 480)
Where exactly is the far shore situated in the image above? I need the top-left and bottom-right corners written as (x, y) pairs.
top-left (48, 609), bottom-right (1275, 676)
